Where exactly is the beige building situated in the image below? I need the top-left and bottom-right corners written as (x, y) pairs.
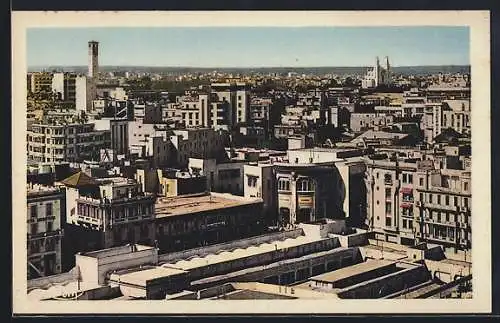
top-left (189, 158), bottom-right (246, 195)
top-left (414, 167), bottom-right (471, 251)
top-left (27, 122), bottom-right (111, 163)
top-left (61, 172), bottom-right (157, 254)
top-left (29, 72), bottom-right (53, 94)
top-left (364, 156), bottom-right (471, 250)
top-left (423, 99), bottom-right (471, 143)
top-left (350, 113), bottom-right (394, 132)
top-left (27, 184), bottom-right (65, 279)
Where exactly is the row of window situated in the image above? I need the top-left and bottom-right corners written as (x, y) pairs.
top-left (29, 221), bottom-right (55, 235)
top-left (419, 192), bottom-right (470, 207)
top-left (29, 204), bottom-right (53, 218)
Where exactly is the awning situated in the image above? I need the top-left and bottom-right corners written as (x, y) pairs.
top-left (400, 187), bottom-right (413, 194)
top-left (400, 203), bottom-right (413, 209)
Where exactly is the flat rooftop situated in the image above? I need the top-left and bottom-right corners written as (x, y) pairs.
top-left (95, 177), bottom-right (137, 186)
top-left (155, 193), bottom-right (261, 218)
top-left (27, 184), bottom-right (61, 196)
top-left (111, 266), bottom-right (187, 286)
top-left (310, 259), bottom-right (394, 284)
top-left (161, 235), bottom-right (316, 271)
top-left (80, 244), bottom-right (154, 259)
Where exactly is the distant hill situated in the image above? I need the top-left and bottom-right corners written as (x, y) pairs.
top-left (28, 65), bottom-right (470, 76)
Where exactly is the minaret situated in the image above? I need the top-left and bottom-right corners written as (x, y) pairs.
top-left (375, 56), bottom-right (380, 87)
top-left (88, 41), bottom-right (99, 79)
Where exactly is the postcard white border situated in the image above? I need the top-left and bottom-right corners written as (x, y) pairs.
top-left (12, 10), bottom-right (491, 314)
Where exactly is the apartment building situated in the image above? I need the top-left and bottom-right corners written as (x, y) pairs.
top-left (423, 99), bottom-right (471, 143)
top-left (170, 128), bottom-right (227, 168)
top-left (27, 122), bottom-right (111, 163)
top-left (91, 118), bottom-right (129, 155)
top-left (27, 184), bottom-right (65, 279)
top-left (188, 158), bottom-right (246, 196)
top-left (132, 100), bottom-right (163, 124)
top-left (350, 113), bottom-right (395, 132)
top-left (177, 93), bottom-right (210, 127)
top-left (62, 172), bottom-right (156, 256)
top-left (211, 82), bottom-right (251, 128)
top-left (51, 72), bottom-right (77, 102)
top-left (29, 72), bottom-right (53, 94)
top-left (157, 169), bottom-right (207, 197)
top-left (75, 75), bottom-right (97, 113)
top-left (414, 167), bottom-right (471, 251)
top-left (275, 160), bottom-right (346, 227)
top-left (208, 100), bottom-right (233, 131)
top-left (364, 155), bottom-right (471, 250)
top-left (128, 122), bottom-right (227, 168)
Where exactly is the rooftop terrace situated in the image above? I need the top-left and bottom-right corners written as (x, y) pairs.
top-left (155, 193), bottom-right (262, 218)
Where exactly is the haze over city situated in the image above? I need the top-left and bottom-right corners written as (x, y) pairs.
top-left (27, 26), bottom-right (470, 68)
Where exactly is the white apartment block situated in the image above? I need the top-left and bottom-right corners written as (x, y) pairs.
top-left (423, 99), bottom-right (471, 143)
top-left (211, 82), bottom-right (251, 128)
top-left (75, 75), bottom-right (97, 114)
top-left (51, 72), bottom-right (77, 102)
top-left (243, 163), bottom-right (277, 225)
top-left (177, 94), bottom-right (210, 127)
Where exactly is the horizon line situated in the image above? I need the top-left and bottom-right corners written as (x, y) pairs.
top-left (27, 64), bottom-right (471, 69)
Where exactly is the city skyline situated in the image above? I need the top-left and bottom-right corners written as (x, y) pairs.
top-left (27, 26), bottom-right (470, 68)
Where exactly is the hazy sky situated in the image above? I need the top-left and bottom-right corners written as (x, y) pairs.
top-left (27, 26), bottom-right (470, 67)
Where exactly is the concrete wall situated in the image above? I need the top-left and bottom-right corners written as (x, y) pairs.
top-left (76, 246), bottom-right (158, 285)
top-left (336, 230), bottom-right (368, 247)
top-left (158, 229), bottom-right (303, 264)
top-left (424, 259), bottom-right (471, 283)
top-left (75, 255), bottom-right (98, 284)
top-left (337, 264), bottom-right (430, 299)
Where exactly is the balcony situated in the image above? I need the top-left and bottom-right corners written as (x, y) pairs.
top-left (29, 141), bottom-right (45, 147)
top-left (77, 215), bottom-right (102, 226)
top-left (424, 202), bottom-right (458, 212)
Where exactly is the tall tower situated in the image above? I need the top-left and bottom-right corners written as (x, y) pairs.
top-left (88, 41), bottom-right (99, 79)
top-left (385, 56), bottom-right (391, 85)
top-left (374, 56), bottom-right (380, 87)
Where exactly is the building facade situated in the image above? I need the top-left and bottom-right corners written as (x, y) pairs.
top-left (29, 72), bottom-right (53, 94)
top-left (63, 174), bottom-right (157, 256)
top-left (364, 157), bottom-right (472, 250)
top-left (275, 162), bottom-right (346, 227)
top-left (27, 184), bottom-right (65, 279)
top-left (27, 122), bottom-right (111, 163)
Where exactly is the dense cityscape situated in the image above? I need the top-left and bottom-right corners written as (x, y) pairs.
top-left (26, 39), bottom-right (472, 301)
